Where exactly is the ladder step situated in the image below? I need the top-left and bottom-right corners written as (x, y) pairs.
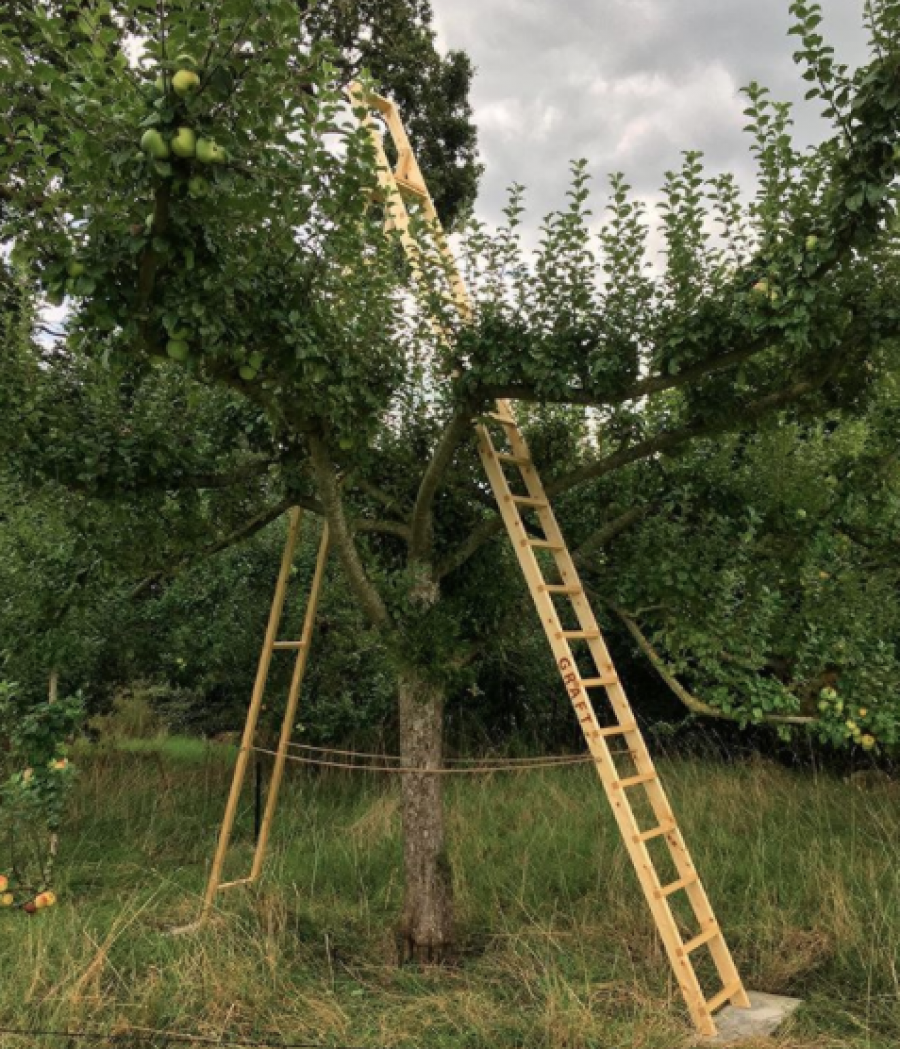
top-left (526, 538), bottom-right (564, 550)
top-left (510, 495), bottom-right (548, 509)
top-left (496, 452), bottom-right (531, 466)
top-left (614, 771), bottom-right (657, 789)
top-left (634, 820), bottom-right (676, 844)
top-left (679, 924), bottom-right (720, 957)
top-left (561, 630), bottom-right (600, 640)
top-left (217, 877), bottom-right (254, 891)
top-left (543, 584), bottom-right (582, 595)
top-left (656, 873), bottom-right (699, 898)
top-left (581, 674), bottom-right (618, 688)
top-left (485, 411), bottom-right (517, 426)
top-left (593, 721), bottom-right (638, 738)
top-left (273, 641), bottom-right (305, 650)
top-left (706, 979), bottom-right (744, 1014)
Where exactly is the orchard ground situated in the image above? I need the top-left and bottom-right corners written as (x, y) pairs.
top-left (1, 739), bottom-right (899, 1049)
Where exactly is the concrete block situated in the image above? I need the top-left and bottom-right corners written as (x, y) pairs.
top-left (702, 991), bottom-right (803, 1045)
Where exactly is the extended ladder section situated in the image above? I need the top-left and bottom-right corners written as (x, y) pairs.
top-left (353, 84), bottom-right (750, 1036)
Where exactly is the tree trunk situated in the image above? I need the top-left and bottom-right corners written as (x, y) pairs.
top-left (397, 663), bottom-right (453, 962)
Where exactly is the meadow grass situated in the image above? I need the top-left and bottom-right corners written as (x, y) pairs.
top-left (1, 739), bottom-right (899, 1048)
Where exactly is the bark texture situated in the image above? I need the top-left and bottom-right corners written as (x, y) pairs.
top-left (397, 663), bottom-right (453, 962)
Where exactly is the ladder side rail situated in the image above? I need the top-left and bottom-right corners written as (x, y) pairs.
top-left (250, 523), bottom-right (331, 881)
top-left (204, 508), bottom-right (305, 911)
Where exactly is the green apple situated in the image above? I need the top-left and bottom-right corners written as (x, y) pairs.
top-left (167, 338), bottom-right (190, 362)
top-left (0, 893), bottom-right (13, 908)
top-left (188, 175), bottom-right (209, 198)
top-left (248, 351), bottom-right (263, 370)
top-left (751, 279), bottom-right (769, 296)
top-left (196, 138), bottom-right (226, 164)
top-left (805, 234), bottom-right (819, 251)
top-left (140, 128), bottom-right (170, 160)
top-left (239, 364), bottom-right (258, 382)
top-left (67, 260), bottom-right (85, 278)
top-left (172, 69), bottom-right (200, 96)
top-left (171, 126), bottom-right (196, 158)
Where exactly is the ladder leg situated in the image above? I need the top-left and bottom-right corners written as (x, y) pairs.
top-left (203, 508), bottom-right (305, 913)
top-left (250, 524), bottom-right (330, 881)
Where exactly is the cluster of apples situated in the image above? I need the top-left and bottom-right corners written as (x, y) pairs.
top-left (140, 56), bottom-right (227, 173)
top-left (0, 875), bottom-right (56, 913)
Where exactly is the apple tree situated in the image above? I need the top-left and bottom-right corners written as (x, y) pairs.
top-left (4, 0), bottom-right (900, 959)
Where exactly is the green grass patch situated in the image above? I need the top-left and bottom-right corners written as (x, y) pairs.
top-left (1, 739), bottom-right (899, 1047)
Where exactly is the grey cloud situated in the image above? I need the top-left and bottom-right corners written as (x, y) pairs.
top-left (432, 0), bottom-right (870, 230)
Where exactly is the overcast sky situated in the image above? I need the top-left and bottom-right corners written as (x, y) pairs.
top-left (431, 0), bottom-right (870, 234)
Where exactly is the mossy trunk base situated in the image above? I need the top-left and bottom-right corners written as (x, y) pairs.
top-left (397, 665), bottom-right (453, 963)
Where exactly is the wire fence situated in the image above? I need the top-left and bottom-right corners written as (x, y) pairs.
top-left (0, 1025), bottom-right (385, 1049)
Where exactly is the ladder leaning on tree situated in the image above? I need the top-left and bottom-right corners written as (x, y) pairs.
top-left (200, 82), bottom-right (751, 1039)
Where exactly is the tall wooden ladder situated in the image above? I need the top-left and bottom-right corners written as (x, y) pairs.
top-left (354, 84), bottom-right (751, 1037)
top-left (202, 510), bottom-right (330, 913)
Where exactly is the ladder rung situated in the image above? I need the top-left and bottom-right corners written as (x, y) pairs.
top-left (656, 873), bottom-right (699, 898)
top-left (561, 630), bottom-right (600, 641)
top-left (679, 924), bottom-right (720, 957)
top-left (634, 820), bottom-right (676, 844)
top-left (273, 641), bottom-right (305, 650)
top-left (591, 721), bottom-right (633, 738)
top-left (526, 538), bottom-right (563, 550)
top-left (614, 771), bottom-right (657, 789)
top-left (485, 411), bottom-right (517, 426)
top-left (496, 452), bottom-right (531, 466)
top-left (510, 495), bottom-right (548, 509)
top-left (395, 174), bottom-right (428, 198)
top-left (217, 877), bottom-right (254, 891)
top-left (581, 674), bottom-right (617, 688)
top-left (543, 584), bottom-right (581, 595)
top-left (706, 979), bottom-right (744, 1014)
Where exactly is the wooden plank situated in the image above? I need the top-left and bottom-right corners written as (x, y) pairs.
top-left (593, 721), bottom-right (637, 737)
top-left (706, 980), bottom-right (745, 1014)
top-left (581, 674), bottom-right (618, 688)
top-left (615, 772), bottom-right (657, 789)
top-left (635, 820), bottom-right (676, 843)
top-left (560, 629), bottom-right (600, 640)
top-left (525, 537), bottom-right (563, 550)
top-left (510, 495), bottom-right (548, 508)
top-left (680, 924), bottom-right (721, 957)
top-left (273, 641), bottom-right (305, 651)
top-left (657, 873), bottom-right (699, 898)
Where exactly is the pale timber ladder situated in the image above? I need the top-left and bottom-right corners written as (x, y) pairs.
top-left (203, 510), bottom-right (330, 911)
top-left (202, 84), bottom-right (750, 1037)
top-left (353, 85), bottom-right (750, 1037)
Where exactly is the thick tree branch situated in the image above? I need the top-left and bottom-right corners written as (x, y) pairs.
top-left (480, 339), bottom-right (776, 413)
top-left (307, 434), bottom-right (391, 627)
top-left (128, 495), bottom-right (297, 599)
top-left (438, 353), bottom-right (846, 580)
top-left (574, 505), bottom-right (650, 560)
top-left (608, 602), bottom-right (817, 727)
top-left (409, 405), bottom-right (477, 564)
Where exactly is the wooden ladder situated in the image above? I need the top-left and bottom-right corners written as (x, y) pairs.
top-left (202, 510), bottom-right (330, 912)
top-left (351, 83), bottom-right (751, 1036)
top-left (477, 400), bottom-right (749, 1035)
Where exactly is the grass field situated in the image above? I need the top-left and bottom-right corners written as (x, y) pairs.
top-left (2, 738), bottom-right (899, 1049)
